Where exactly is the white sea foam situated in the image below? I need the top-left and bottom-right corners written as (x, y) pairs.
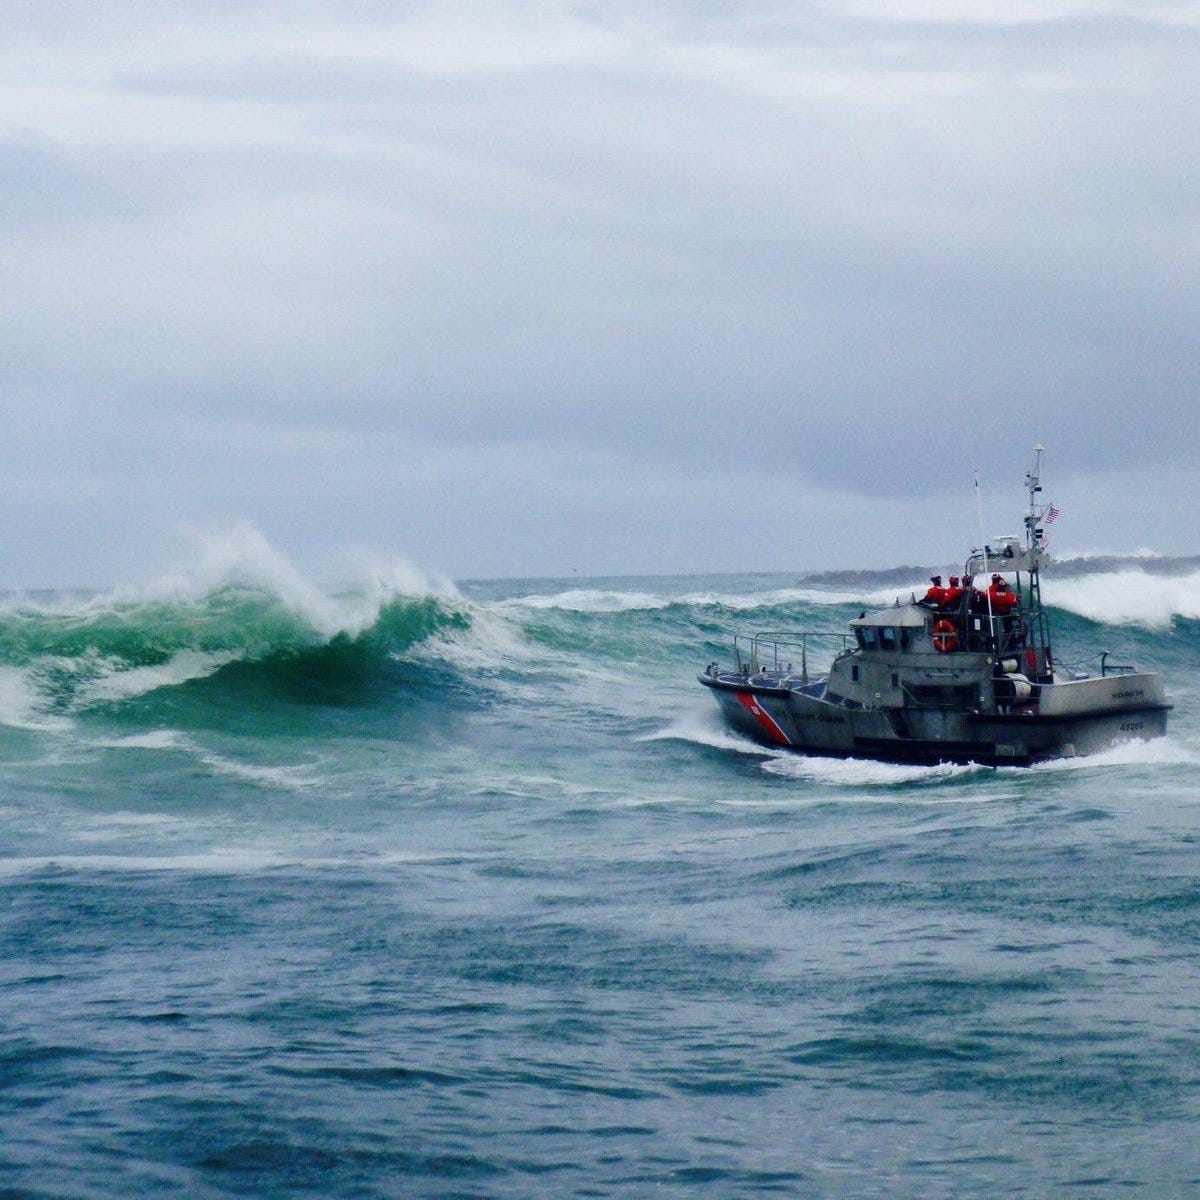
top-left (73, 651), bottom-right (238, 707)
top-left (412, 604), bottom-right (541, 671)
top-left (499, 583), bottom-right (925, 614)
top-left (679, 585), bottom-right (925, 610)
top-left (91, 730), bottom-right (190, 750)
top-left (69, 810), bottom-right (199, 843)
top-left (0, 846), bottom-right (490, 877)
top-left (83, 810), bottom-right (189, 827)
top-left (1055, 546), bottom-right (1162, 560)
top-left (92, 727), bottom-right (322, 790)
top-left (1043, 569), bottom-right (1200, 629)
top-left (646, 709), bottom-right (993, 784)
top-left (0, 665), bottom-right (72, 731)
top-left (498, 588), bottom-right (672, 613)
top-left (0, 849), bottom-right (295, 878)
top-left (195, 751), bottom-right (322, 790)
top-left (1025, 737), bottom-right (1198, 773)
top-left (760, 755), bottom-right (986, 787)
top-left (641, 708), bottom-right (773, 755)
top-left (0, 525), bottom-right (461, 647)
top-left (111, 524), bottom-right (462, 641)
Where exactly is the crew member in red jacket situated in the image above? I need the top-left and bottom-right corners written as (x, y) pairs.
top-left (942, 575), bottom-right (964, 608)
top-left (988, 574), bottom-right (1018, 614)
top-left (923, 575), bottom-right (945, 605)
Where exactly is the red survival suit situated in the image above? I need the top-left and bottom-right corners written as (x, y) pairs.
top-left (987, 578), bottom-right (1019, 614)
top-left (941, 576), bottom-right (964, 608)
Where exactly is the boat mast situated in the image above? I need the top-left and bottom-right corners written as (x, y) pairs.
top-left (974, 470), bottom-right (995, 637)
top-left (1023, 444), bottom-right (1052, 665)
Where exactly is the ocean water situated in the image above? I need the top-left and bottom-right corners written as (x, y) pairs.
top-left (3, 534), bottom-right (1200, 1198)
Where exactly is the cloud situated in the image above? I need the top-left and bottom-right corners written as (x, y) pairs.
top-left (1, 1), bottom-right (1198, 582)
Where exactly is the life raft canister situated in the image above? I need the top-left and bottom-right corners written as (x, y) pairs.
top-left (932, 619), bottom-right (958, 653)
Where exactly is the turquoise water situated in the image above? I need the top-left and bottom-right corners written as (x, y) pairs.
top-left (3, 543), bottom-right (1199, 1197)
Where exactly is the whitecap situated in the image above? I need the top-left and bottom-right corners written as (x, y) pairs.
top-left (676, 585), bottom-right (927, 610)
top-left (105, 524), bottom-right (462, 641)
top-left (498, 583), bottom-right (926, 614)
top-left (1044, 569), bottom-right (1200, 630)
top-left (497, 589), bottom-right (671, 613)
top-left (410, 605), bottom-right (543, 672)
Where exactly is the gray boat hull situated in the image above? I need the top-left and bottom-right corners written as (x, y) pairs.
top-left (699, 672), bottom-right (1170, 766)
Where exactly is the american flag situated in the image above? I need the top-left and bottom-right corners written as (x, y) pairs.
top-left (1044, 504), bottom-right (1061, 524)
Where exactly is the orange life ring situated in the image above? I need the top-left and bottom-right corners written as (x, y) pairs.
top-left (932, 619), bottom-right (958, 653)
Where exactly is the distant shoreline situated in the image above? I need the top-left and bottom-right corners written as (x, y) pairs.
top-left (796, 554), bottom-right (1200, 588)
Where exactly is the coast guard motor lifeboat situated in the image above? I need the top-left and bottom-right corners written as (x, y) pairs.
top-left (699, 447), bottom-right (1170, 765)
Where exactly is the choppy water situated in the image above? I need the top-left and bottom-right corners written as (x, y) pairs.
top-left (3, 533), bottom-right (1200, 1198)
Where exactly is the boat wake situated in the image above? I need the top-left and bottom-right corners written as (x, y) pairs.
top-left (1024, 737), bottom-right (1198, 772)
top-left (759, 755), bottom-right (987, 788)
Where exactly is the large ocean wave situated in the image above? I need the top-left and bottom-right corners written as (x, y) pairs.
top-left (0, 529), bottom-right (477, 727)
top-left (1040, 569), bottom-right (1200, 630)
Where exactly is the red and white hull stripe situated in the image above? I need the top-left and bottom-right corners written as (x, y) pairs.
top-left (734, 692), bottom-right (792, 747)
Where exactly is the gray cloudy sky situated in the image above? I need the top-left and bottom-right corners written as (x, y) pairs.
top-left (3, 0), bottom-right (1198, 584)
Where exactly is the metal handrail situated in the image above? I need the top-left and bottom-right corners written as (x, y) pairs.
top-left (733, 630), bottom-right (853, 679)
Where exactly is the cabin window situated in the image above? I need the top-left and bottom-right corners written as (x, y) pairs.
top-left (857, 628), bottom-right (879, 650)
top-left (891, 673), bottom-right (899, 689)
top-left (851, 665), bottom-right (860, 682)
top-left (877, 627), bottom-right (898, 652)
top-left (900, 628), bottom-right (916, 652)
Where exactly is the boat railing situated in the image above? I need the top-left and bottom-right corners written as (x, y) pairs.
top-left (733, 631), bottom-right (853, 675)
top-left (929, 605), bottom-right (1030, 656)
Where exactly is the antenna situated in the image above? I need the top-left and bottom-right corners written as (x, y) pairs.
top-left (1024, 443), bottom-right (1045, 558)
top-left (974, 469), bottom-right (995, 637)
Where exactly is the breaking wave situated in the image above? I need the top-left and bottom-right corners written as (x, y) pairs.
top-left (1041, 570), bottom-right (1200, 630)
top-left (0, 528), bottom-right (476, 727)
top-left (502, 569), bottom-right (1200, 633)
